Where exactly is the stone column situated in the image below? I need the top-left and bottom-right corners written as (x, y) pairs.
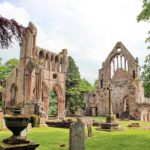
top-left (113, 60), bottom-right (115, 72)
top-left (108, 84), bottom-right (113, 115)
top-left (120, 56), bottom-right (122, 68)
top-left (125, 59), bottom-right (126, 71)
top-left (117, 56), bottom-right (118, 69)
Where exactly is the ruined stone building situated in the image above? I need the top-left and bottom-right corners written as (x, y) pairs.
top-left (85, 42), bottom-right (150, 121)
top-left (3, 22), bottom-right (68, 123)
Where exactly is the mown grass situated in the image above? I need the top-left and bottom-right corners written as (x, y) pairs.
top-left (0, 117), bottom-right (150, 150)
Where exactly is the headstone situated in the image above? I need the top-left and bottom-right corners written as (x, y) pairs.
top-left (69, 118), bottom-right (85, 150)
top-left (87, 124), bottom-right (92, 137)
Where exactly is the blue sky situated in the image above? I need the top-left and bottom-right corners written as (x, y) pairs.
top-left (0, 0), bottom-right (149, 83)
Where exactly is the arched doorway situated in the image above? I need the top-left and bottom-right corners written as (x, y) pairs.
top-left (49, 84), bottom-right (64, 119)
top-left (40, 82), bottom-right (65, 121)
top-left (48, 89), bottom-right (58, 117)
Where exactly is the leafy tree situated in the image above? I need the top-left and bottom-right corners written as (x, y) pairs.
top-left (137, 0), bottom-right (150, 97)
top-left (66, 56), bottom-right (81, 114)
top-left (0, 58), bottom-right (18, 80)
top-left (49, 90), bottom-right (58, 116)
top-left (66, 56), bottom-right (94, 114)
top-left (137, 0), bottom-right (150, 49)
top-left (0, 16), bottom-right (24, 49)
top-left (5, 58), bottom-right (19, 71)
top-left (141, 55), bottom-right (150, 97)
top-left (78, 78), bottom-right (94, 109)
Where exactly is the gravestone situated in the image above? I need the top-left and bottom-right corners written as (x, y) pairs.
top-left (69, 118), bottom-right (85, 150)
top-left (87, 124), bottom-right (92, 137)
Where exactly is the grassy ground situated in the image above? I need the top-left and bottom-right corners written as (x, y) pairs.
top-left (0, 117), bottom-right (150, 150)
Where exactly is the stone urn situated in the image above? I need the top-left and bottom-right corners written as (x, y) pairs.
top-left (3, 108), bottom-right (30, 144)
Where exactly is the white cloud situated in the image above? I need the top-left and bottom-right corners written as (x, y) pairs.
top-left (0, 1), bottom-right (30, 26)
top-left (0, 0), bottom-right (149, 83)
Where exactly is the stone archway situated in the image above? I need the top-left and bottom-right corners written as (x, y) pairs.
top-left (48, 89), bottom-right (58, 117)
top-left (49, 84), bottom-right (64, 119)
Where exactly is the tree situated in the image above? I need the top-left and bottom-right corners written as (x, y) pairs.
top-left (137, 0), bottom-right (150, 49)
top-left (137, 0), bottom-right (150, 97)
top-left (0, 58), bottom-right (18, 80)
top-left (141, 56), bottom-right (150, 97)
top-left (66, 56), bottom-right (94, 114)
top-left (0, 16), bottom-right (24, 49)
top-left (49, 90), bottom-right (58, 116)
top-left (78, 78), bottom-right (94, 109)
top-left (66, 56), bottom-right (81, 114)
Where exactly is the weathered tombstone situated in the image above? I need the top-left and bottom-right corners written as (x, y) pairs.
top-left (87, 124), bottom-right (92, 137)
top-left (69, 118), bottom-right (85, 150)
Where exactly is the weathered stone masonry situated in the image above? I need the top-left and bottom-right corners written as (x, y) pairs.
top-left (85, 42), bottom-right (150, 121)
top-left (3, 22), bottom-right (68, 123)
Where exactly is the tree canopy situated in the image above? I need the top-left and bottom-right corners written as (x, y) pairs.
top-left (137, 0), bottom-right (150, 97)
top-left (137, 0), bottom-right (150, 49)
top-left (0, 58), bottom-right (19, 80)
top-left (0, 16), bottom-right (24, 49)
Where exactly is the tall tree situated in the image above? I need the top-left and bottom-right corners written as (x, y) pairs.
top-left (0, 16), bottom-right (24, 49)
top-left (66, 56), bottom-right (81, 114)
top-left (66, 56), bottom-right (94, 114)
top-left (137, 0), bottom-right (150, 97)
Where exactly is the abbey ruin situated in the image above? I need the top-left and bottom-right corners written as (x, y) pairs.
top-left (1, 23), bottom-right (150, 123)
top-left (3, 22), bottom-right (68, 124)
top-left (85, 42), bottom-right (150, 121)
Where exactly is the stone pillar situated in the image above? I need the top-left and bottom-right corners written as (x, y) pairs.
top-left (117, 56), bottom-right (118, 69)
top-left (69, 118), bottom-right (85, 150)
top-left (113, 60), bottom-right (115, 72)
top-left (120, 56), bottom-right (122, 68)
top-left (125, 59), bottom-right (126, 71)
top-left (108, 85), bottom-right (113, 115)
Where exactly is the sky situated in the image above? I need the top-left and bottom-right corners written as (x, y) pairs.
top-left (0, 0), bottom-right (149, 83)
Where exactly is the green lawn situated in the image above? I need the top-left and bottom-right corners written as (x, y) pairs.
top-left (0, 118), bottom-right (150, 150)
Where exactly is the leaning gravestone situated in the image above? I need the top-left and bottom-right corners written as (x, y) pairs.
top-left (69, 118), bottom-right (85, 150)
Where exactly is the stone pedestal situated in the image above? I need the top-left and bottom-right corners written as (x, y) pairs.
top-left (0, 142), bottom-right (39, 150)
top-left (98, 114), bottom-right (122, 131)
top-left (101, 123), bottom-right (119, 130)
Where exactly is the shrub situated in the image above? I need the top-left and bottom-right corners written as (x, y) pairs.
top-left (30, 115), bottom-right (39, 127)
